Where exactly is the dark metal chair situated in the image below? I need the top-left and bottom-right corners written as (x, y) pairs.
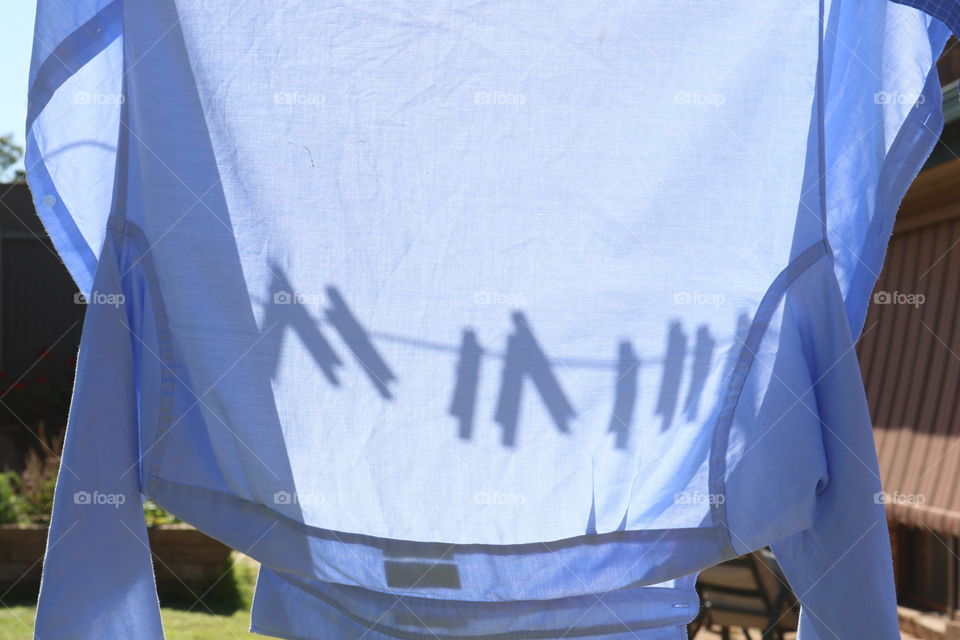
top-left (687, 549), bottom-right (798, 640)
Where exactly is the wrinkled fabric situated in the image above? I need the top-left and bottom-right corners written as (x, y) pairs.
top-left (26, 1), bottom-right (956, 638)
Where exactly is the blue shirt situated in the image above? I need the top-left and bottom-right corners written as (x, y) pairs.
top-left (26, 1), bottom-right (959, 638)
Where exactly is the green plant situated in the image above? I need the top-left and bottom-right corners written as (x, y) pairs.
top-left (15, 439), bottom-right (60, 525)
top-left (0, 441), bottom-right (182, 527)
top-left (143, 499), bottom-right (181, 527)
top-left (0, 133), bottom-right (25, 182)
top-left (0, 471), bottom-right (18, 524)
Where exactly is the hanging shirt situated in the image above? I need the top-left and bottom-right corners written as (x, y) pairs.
top-left (26, 1), bottom-right (959, 638)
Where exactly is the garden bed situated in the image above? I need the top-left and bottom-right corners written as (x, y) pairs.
top-left (0, 523), bottom-right (233, 601)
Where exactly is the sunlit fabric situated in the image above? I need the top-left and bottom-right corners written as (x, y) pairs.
top-left (26, 1), bottom-right (957, 638)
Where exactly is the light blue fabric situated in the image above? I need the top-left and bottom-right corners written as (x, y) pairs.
top-left (25, 1), bottom-right (957, 638)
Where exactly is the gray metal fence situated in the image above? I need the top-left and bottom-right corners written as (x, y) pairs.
top-left (0, 182), bottom-right (83, 382)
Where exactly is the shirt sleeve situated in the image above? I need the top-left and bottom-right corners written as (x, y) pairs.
top-left (890, 0), bottom-right (960, 34)
top-left (34, 233), bottom-right (163, 638)
top-left (767, 8), bottom-right (957, 636)
top-left (28, 3), bottom-right (161, 636)
top-left (825, 2), bottom-right (953, 339)
top-left (769, 301), bottom-right (899, 639)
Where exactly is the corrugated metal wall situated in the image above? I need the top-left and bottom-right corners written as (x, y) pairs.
top-left (859, 160), bottom-right (960, 536)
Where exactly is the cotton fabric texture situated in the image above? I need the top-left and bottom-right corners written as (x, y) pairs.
top-left (26, 1), bottom-right (959, 638)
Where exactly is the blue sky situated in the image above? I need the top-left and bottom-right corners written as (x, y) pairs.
top-left (1, 0), bottom-right (38, 176)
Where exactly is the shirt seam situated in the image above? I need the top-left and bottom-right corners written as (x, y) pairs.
top-left (258, 570), bottom-right (693, 640)
top-left (708, 239), bottom-right (831, 556)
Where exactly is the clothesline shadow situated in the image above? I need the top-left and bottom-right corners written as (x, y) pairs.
top-left (259, 263), bottom-right (750, 450)
top-left (260, 265), bottom-right (396, 399)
